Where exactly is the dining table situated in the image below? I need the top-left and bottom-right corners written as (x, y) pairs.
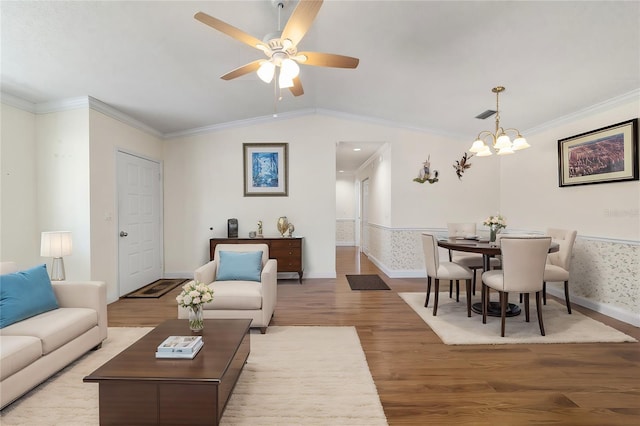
top-left (437, 236), bottom-right (559, 317)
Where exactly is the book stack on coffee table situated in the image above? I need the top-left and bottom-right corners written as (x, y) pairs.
top-left (155, 335), bottom-right (204, 359)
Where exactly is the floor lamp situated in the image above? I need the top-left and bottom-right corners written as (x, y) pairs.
top-left (40, 231), bottom-right (72, 281)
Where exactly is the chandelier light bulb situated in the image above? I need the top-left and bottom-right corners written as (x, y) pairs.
top-left (512, 136), bottom-right (531, 151)
top-left (494, 134), bottom-right (512, 149)
top-left (497, 145), bottom-right (515, 155)
top-left (257, 61), bottom-right (275, 83)
top-left (469, 140), bottom-right (486, 153)
top-left (476, 145), bottom-right (493, 157)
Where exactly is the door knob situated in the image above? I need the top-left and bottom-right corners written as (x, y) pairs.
top-left (119, 231), bottom-right (128, 237)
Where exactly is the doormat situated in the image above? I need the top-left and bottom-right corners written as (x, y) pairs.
top-left (123, 278), bottom-right (189, 299)
top-left (346, 274), bottom-right (390, 290)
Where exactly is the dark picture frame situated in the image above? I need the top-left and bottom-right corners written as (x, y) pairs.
top-left (558, 118), bottom-right (638, 187)
top-left (243, 143), bottom-right (289, 196)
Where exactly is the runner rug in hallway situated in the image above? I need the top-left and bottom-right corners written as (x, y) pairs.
top-left (1, 326), bottom-right (387, 426)
top-left (346, 274), bottom-right (390, 290)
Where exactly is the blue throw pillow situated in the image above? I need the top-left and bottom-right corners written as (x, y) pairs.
top-left (0, 264), bottom-right (59, 328)
top-left (217, 251), bottom-right (263, 282)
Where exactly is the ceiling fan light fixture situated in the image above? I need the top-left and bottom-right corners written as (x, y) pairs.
top-left (279, 74), bottom-right (294, 89)
top-left (282, 38), bottom-right (293, 49)
top-left (257, 61), bottom-right (276, 83)
top-left (280, 58), bottom-right (300, 79)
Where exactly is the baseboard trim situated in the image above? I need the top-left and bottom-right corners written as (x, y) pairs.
top-left (545, 286), bottom-right (639, 327)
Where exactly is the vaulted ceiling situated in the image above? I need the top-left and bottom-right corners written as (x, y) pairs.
top-left (3, 1), bottom-right (639, 161)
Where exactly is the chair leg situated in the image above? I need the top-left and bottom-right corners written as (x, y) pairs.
top-left (524, 293), bottom-right (530, 322)
top-left (482, 284), bottom-right (487, 324)
top-left (519, 293), bottom-right (523, 303)
top-left (456, 280), bottom-right (460, 302)
top-left (433, 279), bottom-right (440, 316)
top-left (536, 291), bottom-right (545, 336)
top-left (425, 276), bottom-right (432, 307)
top-left (500, 291), bottom-right (508, 337)
top-left (564, 281), bottom-right (572, 314)
top-left (449, 281), bottom-right (453, 298)
top-left (543, 282), bottom-right (547, 305)
top-left (465, 279), bottom-right (472, 317)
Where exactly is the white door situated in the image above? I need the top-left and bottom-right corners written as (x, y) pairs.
top-left (117, 151), bottom-right (162, 296)
top-left (361, 178), bottom-right (370, 255)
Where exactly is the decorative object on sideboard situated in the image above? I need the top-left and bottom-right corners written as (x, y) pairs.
top-left (228, 218), bottom-right (238, 238)
top-left (257, 220), bottom-right (263, 237)
top-left (287, 223), bottom-right (295, 237)
top-left (413, 155), bottom-right (439, 184)
top-left (453, 152), bottom-right (473, 180)
top-left (469, 86), bottom-right (530, 156)
top-left (277, 216), bottom-right (289, 237)
top-left (558, 118), bottom-right (639, 187)
top-left (483, 214), bottom-right (507, 243)
top-left (40, 231), bottom-right (72, 281)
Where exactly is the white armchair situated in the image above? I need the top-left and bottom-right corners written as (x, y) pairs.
top-left (177, 244), bottom-right (277, 334)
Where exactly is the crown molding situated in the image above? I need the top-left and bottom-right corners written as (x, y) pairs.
top-left (35, 96), bottom-right (89, 113)
top-left (87, 97), bottom-right (163, 138)
top-left (163, 108), bottom-right (317, 139)
top-left (0, 92), bottom-right (36, 113)
top-left (524, 89), bottom-right (640, 136)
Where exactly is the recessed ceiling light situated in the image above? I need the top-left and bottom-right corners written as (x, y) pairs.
top-left (338, 170), bottom-right (344, 173)
top-left (353, 148), bottom-right (361, 151)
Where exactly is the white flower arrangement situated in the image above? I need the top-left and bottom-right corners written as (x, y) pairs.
top-left (176, 280), bottom-right (214, 310)
top-left (483, 214), bottom-right (507, 230)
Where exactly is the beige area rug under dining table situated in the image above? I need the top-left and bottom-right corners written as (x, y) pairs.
top-left (1, 326), bottom-right (387, 426)
top-left (399, 292), bottom-right (637, 345)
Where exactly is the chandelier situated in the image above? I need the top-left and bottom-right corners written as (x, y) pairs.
top-left (469, 86), bottom-right (530, 156)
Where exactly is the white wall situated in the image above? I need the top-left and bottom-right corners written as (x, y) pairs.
top-left (336, 173), bottom-right (356, 246)
top-left (0, 104), bottom-right (38, 267)
top-left (89, 109), bottom-right (163, 302)
top-left (501, 98), bottom-right (640, 239)
top-left (163, 115), bottom-right (339, 278)
top-left (36, 109), bottom-right (91, 280)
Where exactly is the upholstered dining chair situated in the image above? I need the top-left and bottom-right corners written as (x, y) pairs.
top-left (447, 223), bottom-right (500, 296)
top-left (543, 228), bottom-right (578, 314)
top-left (482, 236), bottom-right (551, 337)
top-left (421, 233), bottom-right (474, 317)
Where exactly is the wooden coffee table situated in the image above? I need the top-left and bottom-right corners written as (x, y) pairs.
top-left (84, 319), bottom-right (251, 425)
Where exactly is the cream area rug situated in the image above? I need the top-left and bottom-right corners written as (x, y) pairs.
top-left (399, 292), bottom-right (637, 345)
top-left (1, 326), bottom-right (387, 426)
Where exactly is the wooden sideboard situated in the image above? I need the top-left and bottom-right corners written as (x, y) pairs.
top-left (209, 237), bottom-right (304, 283)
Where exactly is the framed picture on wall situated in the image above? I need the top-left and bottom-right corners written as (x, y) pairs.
top-left (243, 143), bottom-right (289, 196)
top-left (558, 118), bottom-right (638, 187)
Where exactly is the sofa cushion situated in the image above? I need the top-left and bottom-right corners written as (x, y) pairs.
top-left (217, 251), bottom-right (262, 282)
top-left (205, 281), bottom-right (262, 310)
top-left (0, 307), bottom-right (97, 355)
top-left (0, 335), bottom-right (42, 381)
top-left (0, 264), bottom-right (59, 329)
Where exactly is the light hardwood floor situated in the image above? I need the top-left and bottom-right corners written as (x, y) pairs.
top-left (108, 246), bottom-right (640, 425)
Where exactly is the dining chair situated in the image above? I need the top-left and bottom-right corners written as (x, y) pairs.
top-left (482, 236), bottom-right (551, 337)
top-left (421, 233), bottom-right (474, 317)
top-left (447, 223), bottom-right (500, 296)
top-left (543, 228), bottom-right (577, 314)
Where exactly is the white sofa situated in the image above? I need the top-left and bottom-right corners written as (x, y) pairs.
top-left (0, 262), bottom-right (108, 409)
top-left (178, 244), bottom-right (277, 334)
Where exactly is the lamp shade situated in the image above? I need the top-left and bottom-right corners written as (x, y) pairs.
top-left (40, 231), bottom-right (72, 258)
top-left (257, 61), bottom-right (275, 83)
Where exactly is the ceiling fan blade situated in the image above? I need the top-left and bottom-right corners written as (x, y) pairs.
top-left (289, 77), bottom-right (304, 97)
top-left (297, 51), bottom-right (359, 68)
top-left (220, 60), bottom-right (263, 80)
top-left (281, 0), bottom-right (323, 47)
top-left (195, 12), bottom-right (266, 51)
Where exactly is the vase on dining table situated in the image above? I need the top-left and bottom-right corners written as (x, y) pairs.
top-left (489, 226), bottom-right (498, 243)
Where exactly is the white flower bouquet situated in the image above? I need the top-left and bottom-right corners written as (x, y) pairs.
top-left (176, 281), bottom-right (213, 331)
top-left (483, 214), bottom-right (507, 230)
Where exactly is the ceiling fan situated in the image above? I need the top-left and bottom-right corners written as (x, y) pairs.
top-left (195, 0), bottom-right (359, 97)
